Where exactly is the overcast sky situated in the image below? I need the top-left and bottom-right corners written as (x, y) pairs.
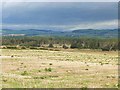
top-left (2, 2), bottom-right (118, 30)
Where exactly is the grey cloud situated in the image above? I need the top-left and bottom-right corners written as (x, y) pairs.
top-left (2, 2), bottom-right (118, 29)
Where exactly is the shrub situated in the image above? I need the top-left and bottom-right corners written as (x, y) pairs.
top-left (38, 70), bottom-right (41, 72)
top-left (21, 71), bottom-right (28, 76)
top-left (40, 76), bottom-right (47, 79)
top-left (45, 68), bottom-right (52, 72)
top-left (81, 86), bottom-right (88, 90)
top-left (33, 76), bottom-right (47, 79)
top-left (101, 45), bottom-right (112, 51)
top-left (3, 78), bottom-right (7, 82)
top-left (70, 43), bottom-right (78, 49)
top-left (39, 47), bottom-right (48, 50)
top-left (11, 55), bottom-right (14, 57)
top-left (21, 46), bottom-right (26, 49)
top-left (63, 44), bottom-right (68, 49)
top-left (48, 43), bottom-right (54, 48)
top-left (85, 69), bottom-right (89, 70)
top-left (49, 63), bottom-right (53, 65)
top-left (29, 47), bottom-right (38, 49)
top-left (7, 46), bottom-right (17, 49)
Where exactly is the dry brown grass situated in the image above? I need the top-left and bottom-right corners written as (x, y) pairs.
top-left (1, 49), bottom-right (118, 88)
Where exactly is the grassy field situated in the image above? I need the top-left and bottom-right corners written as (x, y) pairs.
top-left (1, 49), bottom-right (118, 88)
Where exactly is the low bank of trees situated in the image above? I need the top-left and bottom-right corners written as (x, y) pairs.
top-left (2, 36), bottom-right (119, 51)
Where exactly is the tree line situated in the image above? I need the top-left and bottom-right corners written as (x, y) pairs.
top-left (2, 36), bottom-right (119, 51)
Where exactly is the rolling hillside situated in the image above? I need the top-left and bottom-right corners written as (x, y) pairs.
top-left (2, 29), bottom-right (118, 38)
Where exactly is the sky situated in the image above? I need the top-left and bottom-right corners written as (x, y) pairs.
top-left (1, 1), bottom-right (118, 31)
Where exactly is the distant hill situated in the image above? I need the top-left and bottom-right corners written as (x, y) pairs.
top-left (71, 29), bottom-right (118, 38)
top-left (2, 29), bottom-right (118, 38)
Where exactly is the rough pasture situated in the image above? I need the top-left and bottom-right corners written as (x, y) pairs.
top-left (1, 49), bottom-right (118, 88)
